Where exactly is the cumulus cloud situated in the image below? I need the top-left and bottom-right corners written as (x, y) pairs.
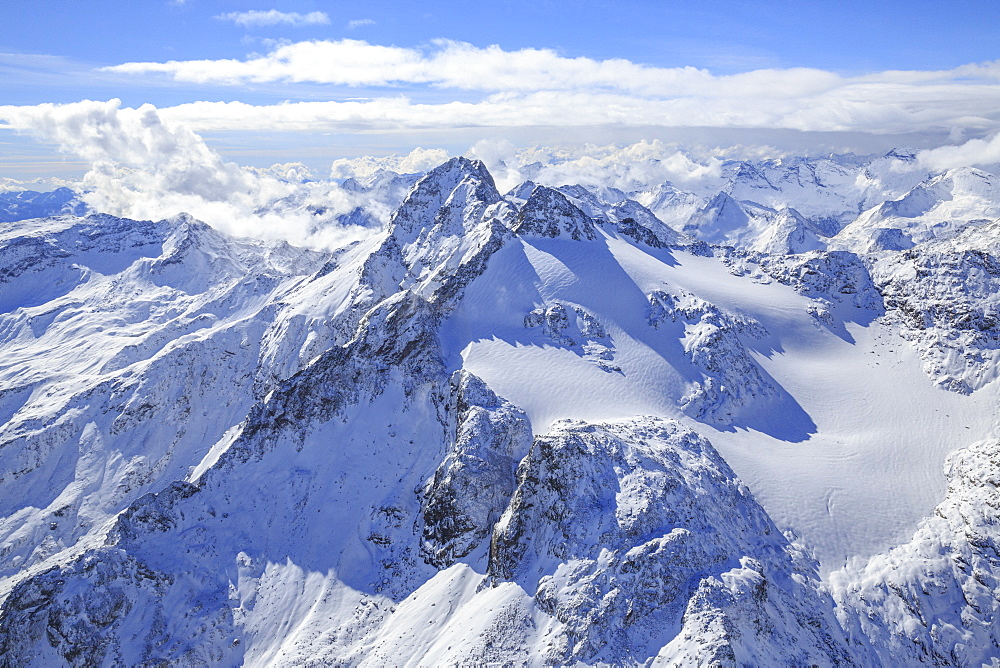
top-left (216, 10), bottom-right (330, 28)
top-left (0, 99), bottom-right (373, 249)
top-left (248, 161), bottom-right (315, 182)
top-left (347, 19), bottom-right (375, 30)
top-left (3, 97), bottom-right (998, 253)
top-left (917, 133), bottom-right (1000, 171)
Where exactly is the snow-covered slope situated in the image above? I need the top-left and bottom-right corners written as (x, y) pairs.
top-left (682, 192), bottom-right (825, 254)
top-left (721, 152), bottom-right (929, 233)
top-left (831, 437), bottom-right (1000, 666)
top-left (0, 211), bottom-right (384, 593)
top-left (0, 188), bottom-right (86, 223)
top-left (832, 167), bottom-right (1000, 253)
top-left (633, 150), bottom-right (940, 253)
top-left (1, 155), bottom-right (999, 665)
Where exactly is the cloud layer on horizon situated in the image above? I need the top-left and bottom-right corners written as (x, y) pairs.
top-left (0, 99), bottom-right (998, 253)
top-left (96, 39), bottom-right (1000, 137)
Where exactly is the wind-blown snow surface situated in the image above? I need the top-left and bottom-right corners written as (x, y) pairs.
top-left (1, 155), bottom-right (999, 665)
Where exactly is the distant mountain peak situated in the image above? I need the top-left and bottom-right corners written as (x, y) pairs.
top-left (512, 185), bottom-right (598, 241)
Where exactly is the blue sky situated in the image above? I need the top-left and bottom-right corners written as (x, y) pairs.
top-left (1, 0), bottom-right (998, 180)
top-left (4, 0), bottom-right (998, 105)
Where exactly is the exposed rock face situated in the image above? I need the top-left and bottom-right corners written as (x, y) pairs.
top-left (556, 183), bottom-right (685, 247)
top-left (524, 302), bottom-right (619, 372)
top-left (716, 247), bottom-right (886, 337)
top-left (513, 185), bottom-right (598, 241)
top-left (419, 371), bottom-right (532, 568)
top-left (755, 249), bottom-right (884, 310)
top-left (487, 418), bottom-right (855, 665)
top-left (0, 546), bottom-right (219, 667)
top-left (872, 247), bottom-right (1000, 393)
top-left (833, 439), bottom-right (1000, 666)
top-left (368, 156), bottom-right (515, 309)
top-left (647, 290), bottom-right (775, 424)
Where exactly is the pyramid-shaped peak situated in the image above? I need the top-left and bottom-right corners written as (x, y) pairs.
top-left (728, 162), bottom-right (779, 191)
top-left (683, 190), bottom-right (751, 243)
top-left (506, 180), bottom-right (538, 204)
top-left (424, 156), bottom-right (496, 188)
top-left (390, 156), bottom-right (501, 236)
top-left (706, 190), bottom-right (741, 208)
top-left (513, 185), bottom-right (598, 241)
top-left (404, 156), bottom-right (499, 204)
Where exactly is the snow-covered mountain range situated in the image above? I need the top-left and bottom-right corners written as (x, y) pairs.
top-left (0, 187), bottom-right (85, 223)
top-left (1, 150), bottom-right (999, 665)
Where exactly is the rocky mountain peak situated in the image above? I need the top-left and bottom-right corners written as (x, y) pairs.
top-left (512, 185), bottom-right (598, 241)
top-left (726, 161), bottom-right (779, 192)
top-left (0, 187), bottom-right (86, 223)
top-left (683, 191), bottom-right (748, 240)
top-left (388, 156), bottom-right (502, 238)
top-left (505, 180), bottom-right (537, 205)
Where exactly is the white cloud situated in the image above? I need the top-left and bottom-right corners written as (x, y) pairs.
top-left (329, 139), bottom-right (731, 197)
top-left (104, 38), bottom-right (998, 98)
top-left (247, 161), bottom-right (314, 182)
top-left (917, 133), bottom-right (1000, 171)
top-left (152, 84), bottom-right (996, 138)
top-left (216, 10), bottom-right (330, 28)
top-left (99, 40), bottom-right (1000, 138)
top-left (0, 99), bottom-right (371, 249)
top-left (347, 19), bottom-right (375, 30)
top-left (107, 38), bottom-right (833, 94)
top-left (2, 99), bottom-right (998, 254)
top-left (0, 175), bottom-right (80, 193)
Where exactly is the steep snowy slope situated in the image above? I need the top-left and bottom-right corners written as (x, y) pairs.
top-left (444, 227), bottom-right (1000, 572)
top-left (832, 437), bottom-right (1000, 666)
top-left (833, 168), bottom-right (1000, 253)
top-left (0, 155), bottom-right (999, 665)
top-left (682, 192), bottom-right (825, 254)
top-left (0, 211), bottom-right (384, 595)
top-left (633, 181), bottom-right (703, 229)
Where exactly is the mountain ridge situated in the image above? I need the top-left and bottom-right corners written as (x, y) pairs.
top-left (0, 153), bottom-right (999, 665)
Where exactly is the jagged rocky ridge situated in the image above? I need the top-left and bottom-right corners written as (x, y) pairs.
top-left (832, 437), bottom-right (1000, 666)
top-left (0, 155), bottom-right (998, 665)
